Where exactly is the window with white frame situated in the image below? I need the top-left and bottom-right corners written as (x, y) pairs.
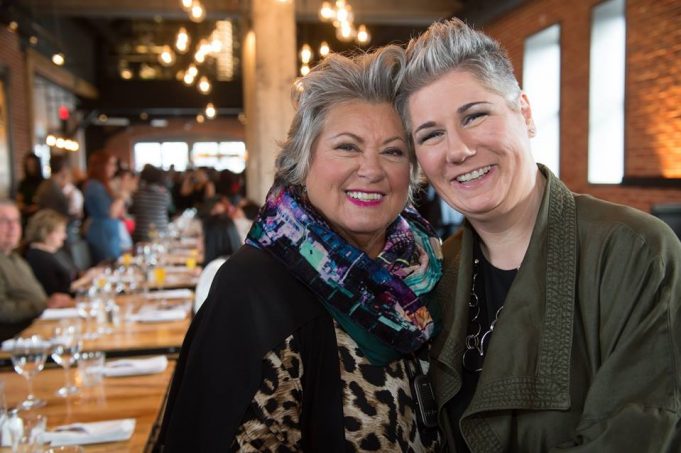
top-left (133, 142), bottom-right (189, 172)
top-left (588, 0), bottom-right (626, 184)
top-left (191, 141), bottom-right (246, 173)
top-left (134, 140), bottom-right (246, 173)
top-left (523, 24), bottom-right (561, 176)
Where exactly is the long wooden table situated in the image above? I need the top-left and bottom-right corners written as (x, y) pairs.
top-left (0, 294), bottom-right (192, 368)
top-left (2, 361), bottom-right (175, 452)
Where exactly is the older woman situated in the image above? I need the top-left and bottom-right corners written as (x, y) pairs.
top-left (397, 18), bottom-right (681, 452)
top-left (24, 209), bottom-right (77, 297)
top-left (158, 46), bottom-right (443, 451)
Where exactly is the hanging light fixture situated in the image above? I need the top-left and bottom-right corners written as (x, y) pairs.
top-left (180, 0), bottom-right (192, 10)
top-left (299, 44), bottom-right (313, 64)
top-left (51, 53), bottom-right (65, 66)
top-left (356, 24), bottom-right (370, 44)
top-left (317, 0), bottom-right (370, 46)
top-left (189, 1), bottom-right (206, 23)
top-left (319, 41), bottom-right (330, 58)
top-left (205, 102), bottom-right (216, 119)
top-left (198, 76), bottom-right (212, 94)
top-left (159, 45), bottom-right (176, 66)
top-left (336, 21), bottom-right (356, 42)
top-left (175, 27), bottom-right (190, 54)
top-left (300, 64), bottom-right (311, 76)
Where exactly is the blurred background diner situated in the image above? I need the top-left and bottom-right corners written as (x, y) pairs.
top-left (0, 0), bottom-right (679, 450)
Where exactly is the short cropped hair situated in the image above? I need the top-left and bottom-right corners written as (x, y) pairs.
top-left (49, 153), bottom-right (70, 175)
top-left (396, 18), bottom-right (521, 132)
top-left (24, 209), bottom-right (67, 244)
top-left (274, 45), bottom-right (420, 199)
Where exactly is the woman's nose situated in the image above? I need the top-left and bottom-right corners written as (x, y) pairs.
top-left (446, 132), bottom-right (476, 164)
top-left (356, 153), bottom-right (385, 181)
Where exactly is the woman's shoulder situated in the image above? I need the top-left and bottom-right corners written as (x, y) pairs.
top-left (574, 194), bottom-right (680, 256)
top-left (206, 245), bottom-right (322, 317)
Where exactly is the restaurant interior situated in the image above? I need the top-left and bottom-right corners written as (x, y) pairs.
top-left (0, 0), bottom-right (679, 451)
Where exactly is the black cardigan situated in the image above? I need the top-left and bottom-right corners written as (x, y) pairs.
top-left (157, 245), bottom-right (347, 452)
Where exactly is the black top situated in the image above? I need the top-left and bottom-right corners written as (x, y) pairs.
top-left (447, 239), bottom-right (518, 452)
top-left (24, 247), bottom-right (76, 295)
top-left (156, 245), bottom-right (347, 452)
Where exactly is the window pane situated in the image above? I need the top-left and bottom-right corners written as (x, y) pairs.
top-left (588, 0), bottom-right (625, 184)
top-left (134, 142), bottom-right (162, 172)
top-left (192, 141), bottom-right (246, 173)
top-left (523, 24), bottom-right (561, 176)
top-left (161, 142), bottom-right (189, 171)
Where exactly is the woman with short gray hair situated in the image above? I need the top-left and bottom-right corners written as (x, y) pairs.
top-left (159, 45), bottom-right (443, 451)
top-left (400, 18), bottom-right (681, 452)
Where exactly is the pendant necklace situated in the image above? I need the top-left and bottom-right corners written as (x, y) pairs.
top-left (462, 257), bottom-right (503, 372)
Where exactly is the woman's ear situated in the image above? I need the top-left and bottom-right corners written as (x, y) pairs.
top-left (519, 92), bottom-right (537, 138)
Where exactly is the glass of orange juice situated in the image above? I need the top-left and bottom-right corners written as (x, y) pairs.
top-left (153, 266), bottom-right (166, 289)
top-left (122, 252), bottom-right (133, 267)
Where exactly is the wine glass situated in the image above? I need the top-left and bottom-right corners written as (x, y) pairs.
top-left (51, 320), bottom-right (82, 397)
top-left (11, 335), bottom-right (48, 409)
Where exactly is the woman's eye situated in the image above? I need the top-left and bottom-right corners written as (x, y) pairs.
top-left (416, 130), bottom-right (443, 145)
top-left (335, 143), bottom-right (358, 152)
top-left (462, 111), bottom-right (487, 126)
top-left (382, 147), bottom-right (405, 157)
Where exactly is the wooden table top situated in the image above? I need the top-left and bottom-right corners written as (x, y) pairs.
top-left (0, 295), bottom-right (192, 367)
top-left (1, 360), bottom-right (175, 452)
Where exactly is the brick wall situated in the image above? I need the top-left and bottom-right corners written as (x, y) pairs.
top-left (482, 0), bottom-right (681, 212)
top-left (0, 28), bottom-right (31, 193)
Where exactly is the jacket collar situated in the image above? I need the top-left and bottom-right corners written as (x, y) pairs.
top-left (430, 164), bottom-right (578, 415)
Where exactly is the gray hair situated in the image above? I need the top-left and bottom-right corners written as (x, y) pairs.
top-left (275, 44), bottom-right (420, 199)
top-left (396, 18), bottom-right (521, 132)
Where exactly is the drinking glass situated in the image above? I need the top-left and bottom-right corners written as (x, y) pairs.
top-left (0, 380), bottom-right (6, 445)
top-left (75, 291), bottom-right (97, 340)
top-left (51, 320), bottom-right (82, 397)
top-left (11, 335), bottom-right (48, 410)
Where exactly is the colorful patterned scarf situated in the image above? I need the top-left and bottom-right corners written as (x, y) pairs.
top-left (246, 186), bottom-right (443, 365)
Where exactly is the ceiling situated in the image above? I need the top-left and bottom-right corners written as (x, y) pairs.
top-left (23, 0), bottom-right (461, 24)
top-left (1, 0), bottom-right (523, 120)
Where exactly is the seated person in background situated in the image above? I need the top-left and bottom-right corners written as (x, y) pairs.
top-left (232, 198), bottom-right (259, 244)
top-left (23, 209), bottom-right (78, 296)
top-left (0, 200), bottom-right (71, 341)
top-left (201, 198), bottom-right (242, 265)
top-left (194, 202), bottom-right (242, 313)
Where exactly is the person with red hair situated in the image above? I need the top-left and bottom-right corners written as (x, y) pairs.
top-left (83, 151), bottom-right (125, 262)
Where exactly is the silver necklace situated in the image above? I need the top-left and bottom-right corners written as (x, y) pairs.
top-left (462, 258), bottom-right (503, 372)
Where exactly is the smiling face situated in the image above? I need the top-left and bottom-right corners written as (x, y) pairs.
top-left (408, 70), bottom-right (538, 224)
top-left (305, 100), bottom-right (411, 257)
top-left (0, 204), bottom-right (21, 254)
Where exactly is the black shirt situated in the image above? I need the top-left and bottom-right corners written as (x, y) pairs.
top-left (447, 238), bottom-right (518, 452)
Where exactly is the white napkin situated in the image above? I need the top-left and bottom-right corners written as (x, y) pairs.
top-left (164, 266), bottom-right (192, 274)
top-left (1, 338), bottom-right (53, 351)
top-left (144, 288), bottom-right (193, 300)
top-left (130, 304), bottom-right (189, 323)
top-left (39, 308), bottom-right (81, 320)
top-left (42, 418), bottom-right (136, 446)
top-left (103, 355), bottom-right (168, 377)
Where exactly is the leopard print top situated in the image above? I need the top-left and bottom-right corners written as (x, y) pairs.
top-left (233, 322), bottom-right (441, 452)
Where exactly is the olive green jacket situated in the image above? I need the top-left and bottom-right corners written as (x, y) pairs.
top-left (429, 166), bottom-right (681, 452)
